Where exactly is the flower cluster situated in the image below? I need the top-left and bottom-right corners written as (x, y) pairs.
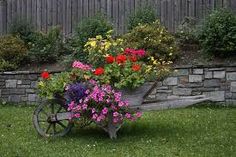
top-left (67, 80), bottom-right (141, 124)
top-left (124, 48), bottom-right (146, 57)
top-left (72, 61), bottom-right (91, 71)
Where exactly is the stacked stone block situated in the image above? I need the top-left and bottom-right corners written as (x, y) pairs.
top-left (0, 65), bottom-right (236, 104)
top-left (147, 65), bottom-right (236, 104)
top-left (0, 71), bottom-right (39, 104)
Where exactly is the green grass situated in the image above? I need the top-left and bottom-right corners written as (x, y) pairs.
top-left (0, 104), bottom-right (235, 157)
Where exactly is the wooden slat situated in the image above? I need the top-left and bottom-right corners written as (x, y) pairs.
top-left (0, 0), bottom-right (234, 36)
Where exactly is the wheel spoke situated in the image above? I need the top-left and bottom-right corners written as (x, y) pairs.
top-left (57, 121), bottom-right (67, 128)
top-left (52, 123), bottom-right (56, 135)
top-left (46, 124), bottom-right (52, 134)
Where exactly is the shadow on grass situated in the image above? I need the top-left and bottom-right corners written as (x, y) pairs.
top-left (186, 101), bottom-right (236, 109)
top-left (63, 120), bottom-right (186, 141)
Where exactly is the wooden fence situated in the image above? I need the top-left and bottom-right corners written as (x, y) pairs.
top-left (0, 0), bottom-right (236, 36)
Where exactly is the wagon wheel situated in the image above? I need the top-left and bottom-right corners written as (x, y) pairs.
top-left (33, 99), bottom-right (73, 137)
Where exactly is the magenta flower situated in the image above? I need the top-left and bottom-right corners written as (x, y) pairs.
top-left (113, 112), bottom-right (119, 117)
top-left (125, 113), bottom-right (131, 119)
top-left (136, 112), bottom-right (142, 118)
top-left (72, 61), bottom-right (91, 70)
top-left (102, 107), bottom-right (108, 115)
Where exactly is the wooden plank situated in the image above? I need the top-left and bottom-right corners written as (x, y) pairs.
top-left (7, 0), bottom-right (12, 32)
top-left (100, 0), bottom-right (107, 14)
top-left (41, 0), bottom-right (47, 32)
top-left (66, 0), bottom-right (72, 35)
top-left (78, 0), bottom-right (83, 22)
top-left (83, 0), bottom-right (89, 18)
top-left (71, 0), bottom-right (78, 33)
top-left (52, 0), bottom-right (57, 26)
top-left (47, 0), bottom-right (52, 28)
top-left (36, 0), bottom-right (42, 30)
top-left (119, 0), bottom-right (125, 34)
top-left (0, 0), bottom-right (7, 35)
top-left (106, 0), bottom-right (112, 22)
top-left (112, 0), bottom-right (119, 34)
top-left (62, 0), bottom-right (67, 35)
top-left (57, 0), bottom-right (63, 28)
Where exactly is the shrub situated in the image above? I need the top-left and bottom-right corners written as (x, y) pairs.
top-left (197, 9), bottom-right (236, 57)
top-left (175, 17), bottom-right (199, 45)
top-left (28, 27), bottom-right (65, 63)
top-left (71, 14), bottom-right (113, 62)
top-left (0, 35), bottom-right (27, 71)
top-left (128, 7), bottom-right (156, 30)
top-left (9, 19), bottom-right (36, 46)
top-left (123, 20), bottom-right (178, 61)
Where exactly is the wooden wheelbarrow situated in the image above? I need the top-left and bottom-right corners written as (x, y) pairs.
top-left (33, 82), bottom-right (210, 139)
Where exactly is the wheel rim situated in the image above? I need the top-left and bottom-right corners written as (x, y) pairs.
top-left (33, 100), bottom-right (73, 137)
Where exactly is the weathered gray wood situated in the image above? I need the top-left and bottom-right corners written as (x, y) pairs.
top-left (0, 0), bottom-right (235, 36)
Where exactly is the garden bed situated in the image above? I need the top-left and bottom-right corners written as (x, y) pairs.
top-left (0, 104), bottom-right (235, 157)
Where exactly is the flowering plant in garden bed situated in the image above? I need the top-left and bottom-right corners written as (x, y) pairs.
top-left (37, 31), bottom-right (172, 138)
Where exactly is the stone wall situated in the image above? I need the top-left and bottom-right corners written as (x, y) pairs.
top-left (146, 64), bottom-right (236, 105)
top-left (0, 65), bottom-right (236, 104)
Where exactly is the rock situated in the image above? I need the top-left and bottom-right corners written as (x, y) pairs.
top-left (205, 72), bottom-right (213, 79)
top-left (175, 69), bottom-right (189, 76)
top-left (213, 71), bottom-right (225, 79)
top-left (231, 82), bottom-right (236, 92)
top-left (8, 95), bottom-right (21, 103)
top-left (5, 80), bottom-right (17, 88)
top-left (226, 72), bottom-right (236, 80)
top-left (189, 75), bottom-right (203, 82)
top-left (163, 77), bottom-right (178, 86)
top-left (173, 87), bottom-right (192, 96)
top-left (156, 93), bottom-right (168, 100)
top-left (203, 91), bottom-right (225, 101)
top-left (193, 69), bottom-right (203, 74)
top-left (28, 94), bottom-right (38, 102)
top-left (204, 79), bottom-right (220, 87)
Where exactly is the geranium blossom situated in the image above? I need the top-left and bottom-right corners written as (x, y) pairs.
top-left (125, 48), bottom-right (146, 57)
top-left (41, 71), bottom-right (50, 79)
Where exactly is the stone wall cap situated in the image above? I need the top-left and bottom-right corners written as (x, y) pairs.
top-left (0, 70), bottom-right (62, 75)
top-left (174, 63), bottom-right (236, 69)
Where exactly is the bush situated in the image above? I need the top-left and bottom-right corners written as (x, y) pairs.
top-left (197, 9), bottom-right (236, 57)
top-left (0, 35), bottom-right (27, 71)
top-left (175, 17), bottom-right (198, 45)
top-left (128, 7), bottom-right (156, 30)
top-left (123, 20), bottom-right (178, 61)
top-left (9, 19), bottom-right (36, 46)
top-left (71, 14), bottom-right (113, 62)
top-left (28, 27), bottom-right (65, 63)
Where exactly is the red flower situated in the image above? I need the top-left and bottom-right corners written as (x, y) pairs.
top-left (41, 71), bottom-right (50, 79)
top-left (129, 55), bottom-right (137, 62)
top-left (106, 55), bottom-right (115, 64)
top-left (132, 64), bottom-right (141, 72)
top-left (94, 67), bottom-right (104, 75)
top-left (116, 54), bottom-right (127, 64)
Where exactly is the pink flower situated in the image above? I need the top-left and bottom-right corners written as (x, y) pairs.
top-left (102, 107), bottom-right (108, 115)
top-left (74, 113), bottom-right (81, 118)
top-left (125, 113), bottom-right (131, 119)
top-left (113, 112), bottom-right (119, 117)
top-left (68, 101), bottom-right (75, 111)
top-left (82, 104), bottom-right (88, 110)
top-left (72, 61), bottom-right (91, 70)
top-left (92, 108), bottom-right (96, 114)
top-left (92, 114), bottom-right (98, 120)
top-left (136, 112), bottom-right (142, 118)
top-left (113, 118), bottom-right (119, 124)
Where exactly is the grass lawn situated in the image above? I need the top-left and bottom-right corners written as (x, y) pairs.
top-left (0, 104), bottom-right (235, 157)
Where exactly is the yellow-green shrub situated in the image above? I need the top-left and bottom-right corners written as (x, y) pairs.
top-left (123, 20), bottom-right (178, 61)
top-left (0, 35), bottom-right (27, 71)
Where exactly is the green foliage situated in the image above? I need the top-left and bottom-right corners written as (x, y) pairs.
top-left (197, 9), bottom-right (236, 57)
top-left (38, 72), bottom-right (72, 99)
top-left (0, 35), bottom-right (27, 71)
top-left (0, 105), bottom-right (235, 156)
top-left (28, 27), bottom-right (66, 63)
top-left (123, 20), bottom-right (178, 61)
top-left (71, 14), bottom-right (113, 62)
top-left (175, 17), bottom-right (199, 45)
top-left (128, 7), bottom-right (156, 31)
top-left (9, 19), bottom-right (36, 46)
